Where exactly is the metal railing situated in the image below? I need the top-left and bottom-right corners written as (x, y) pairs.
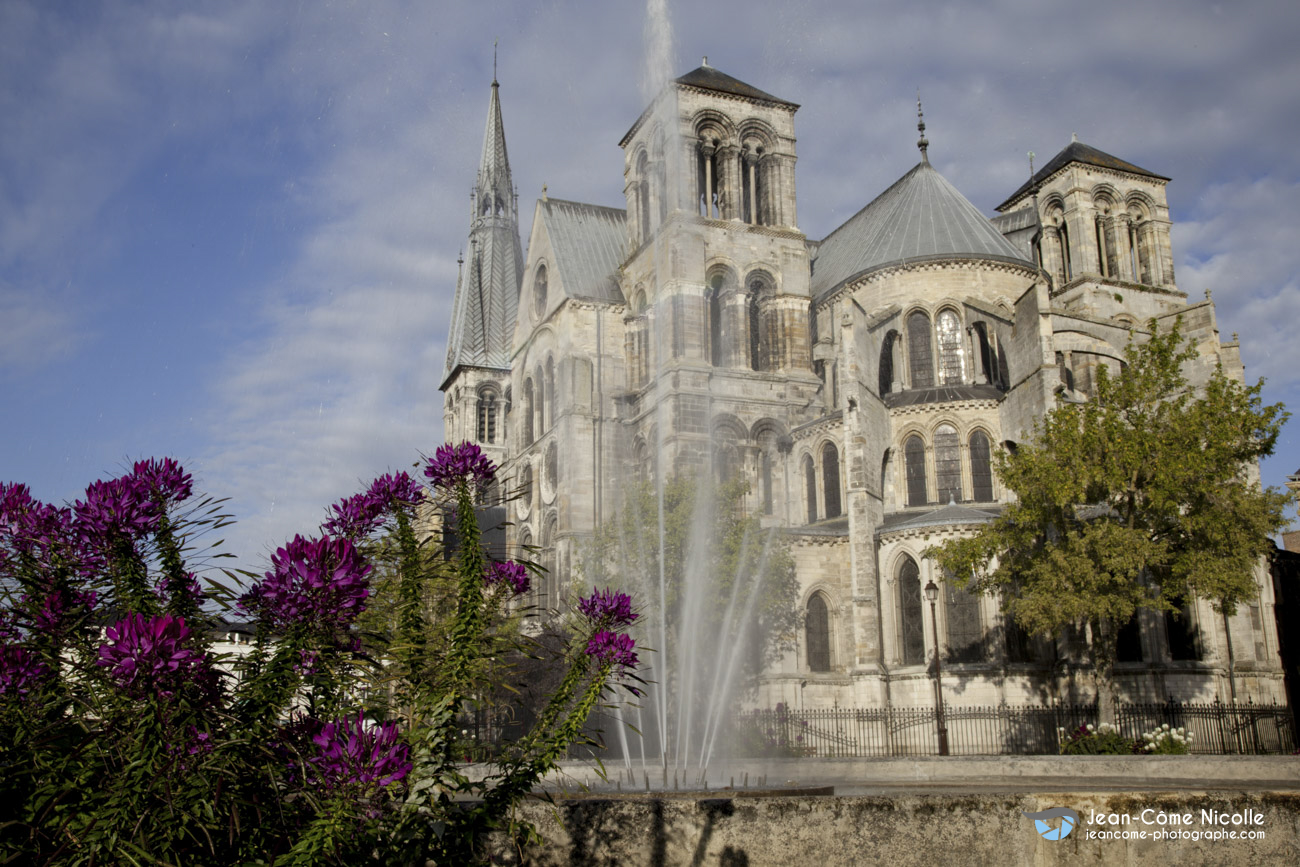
top-left (730, 700), bottom-right (1296, 758)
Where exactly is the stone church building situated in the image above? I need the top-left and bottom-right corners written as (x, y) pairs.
top-left (440, 63), bottom-right (1284, 710)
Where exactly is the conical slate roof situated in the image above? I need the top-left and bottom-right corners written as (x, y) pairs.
top-left (443, 81), bottom-right (523, 388)
top-left (997, 140), bottom-right (1168, 212)
top-left (812, 160), bottom-right (1032, 300)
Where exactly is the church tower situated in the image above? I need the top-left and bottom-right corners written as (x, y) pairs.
top-left (617, 62), bottom-right (819, 500)
top-left (441, 76), bottom-right (524, 474)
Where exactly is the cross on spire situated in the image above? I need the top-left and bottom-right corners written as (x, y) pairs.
top-left (916, 91), bottom-right (929, 162)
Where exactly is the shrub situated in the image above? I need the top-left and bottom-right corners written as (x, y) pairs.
top-left (0, 446), bottom-right (639, 865)
top-left (1140, 723), bottom-right (1192, 754)
top-left (1058, 722), bottom-right (1138, 755)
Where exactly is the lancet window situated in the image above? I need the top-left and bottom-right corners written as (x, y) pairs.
top-left (904, 435), bottom-right (927, 507)
top-left (822, 442), bottom-right (842, 519)
top-left (804, 455), bottom-right (817, 523)
top-left (970, 430), bottom-right (994, 502)
top-left (806, 593), bottom-right (831, 672)
top-left (476, 389), bottom-right (498, 444)
top-left (936, 310), bottom-right (965, 385)
top-left (898, 557), bottom-right (925, 665)
top-left (934, 425), bottom-right (961, 504)
top-left (907, 311), bottom-right (934, 388)
top-left (945, 578), bottom-right (983, 663)
top-left (879, 330), bottom-right (898, 395)
top-left (522, 379), bottom-right (535, 446)
top-left (534, 264), bottom-right (548, 319)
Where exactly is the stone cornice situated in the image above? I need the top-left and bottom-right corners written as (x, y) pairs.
top-left (815, 257), bottom-right (1038, 312)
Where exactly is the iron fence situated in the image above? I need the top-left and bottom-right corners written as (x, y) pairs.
top-left (732, 700), bottom-right (1296, 758)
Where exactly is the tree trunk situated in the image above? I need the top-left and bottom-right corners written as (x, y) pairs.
top-left (1089, 618), bottom-right (1120, 725)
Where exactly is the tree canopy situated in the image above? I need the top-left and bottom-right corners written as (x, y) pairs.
top-left (927, 319), bottom-right (1290, 717)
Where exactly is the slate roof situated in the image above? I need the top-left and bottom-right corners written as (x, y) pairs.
top-left (538, 198), bottom-right (628, 305)
top-left (811, 160), bottom-right (1033, 300)
top-left (877, 501), bottom-right (1002, 536)
top-left (883, 384), bottom-right (1004, 409)
top-left (674, 65), bottom-right (798, 108)
top-left (997, 140), bottom-right (1168, 212)
top-left (443, 82), bottom-right (524, 386)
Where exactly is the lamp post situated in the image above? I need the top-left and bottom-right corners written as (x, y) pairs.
top-left (925, 580), bottom-right (950, 756)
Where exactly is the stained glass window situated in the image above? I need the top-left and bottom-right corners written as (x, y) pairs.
top-left (905, 435), bottom-right (927, 507)
top-left (970, 431), bottom-right (993, 502)
top-left (936, 310), bottom-right (965, 385)
top-left (806, 593), bottom-right (831, 672)
top-left (945, 578), bottom-right (983, 663)
top-left (907, 311), bottom-right (934, 388)
top-left (899, 557), bottom-right (925, 665)
top-left (822, 443), bottom-right (841, 519)
top-left (935, 425), bottom-right (961, 504)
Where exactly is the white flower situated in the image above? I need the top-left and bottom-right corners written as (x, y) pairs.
top-left (1162, 723), bottom-right (1170, 731)
top-left (1087, 724), bottom-right (1095, 732)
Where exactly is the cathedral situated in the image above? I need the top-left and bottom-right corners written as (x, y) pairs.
top-left (440, 63), bottom-right (1285, 710)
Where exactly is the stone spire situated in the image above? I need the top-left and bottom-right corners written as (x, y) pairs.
top-left (442, 76), bottom-right (524, 388)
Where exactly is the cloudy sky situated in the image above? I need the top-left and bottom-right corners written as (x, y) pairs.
top-left (3, 0), bottom-right (1298, 567)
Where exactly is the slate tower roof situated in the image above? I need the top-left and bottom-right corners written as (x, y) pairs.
top-left (996, 140), bottom-right (1168, 212)
top-left (811, 159), bottom-right (1032, 300)
top-left (442, 79), bottom-right (524, 389)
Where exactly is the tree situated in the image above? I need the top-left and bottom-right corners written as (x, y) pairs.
top-left (927, 319), bottom-right (1291, 722)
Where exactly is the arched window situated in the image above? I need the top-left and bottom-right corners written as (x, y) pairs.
top-left (544, 358), bottom-right (556, 430)
top-left (748, 274), bottom-right (774, 372)
top-left (904, 435), bottom-right (927, 507)
top-left (533, 264), bottom-right (548, 318)
top-left (879, 330), bottom-right (897, 395)
top-left (934, 424), bottom-right (961, 504)
top-left (1165, 605), bottom-right (1201, 661)
top-left (1059, 220), bottom-right (1073, 282)
top-left (804, 455), bottom-right (817, 523)
top-left (476, 390), bottom-right (498, 444)
top-left (936, 310), bottom-right (965, 385)
top-left (636, 152), bottom-right (651, 243)
top-left (708, 275), bottom-right (724, 367)
top-left (519, 463), bottom-right (534, 515)
top-left (971, 322), bottom-right (996, 387)
top-left (697, 139), bottom-right (720, 218)
top-left (945, 578), bottom-right (983, 662)
top-left (522, 380), bottom-right (535, 446)
top-left (806, 593), bottom-right (831, 672)
top-left (898, 557), bottom-right (925, 665)
top-left (539, 515), bottom-right (558, 613)
top-left (757, 428), bottom-right (778, 516)
top-left (969, 431), bottom-right (993, 502)
top-left (907, 311), bottom-right (934, 388)
top-left (544, 442), bottom-right (558, 492)
top-left (535, 365), bottom-right (546, 433)
top-left (822, 442), bottom-right (842, 519)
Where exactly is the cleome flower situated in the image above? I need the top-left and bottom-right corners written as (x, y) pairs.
top-left (96, 613), bottom-right (211, 698)
top-left (577, 588), bottom-right (637, 628)
top-left (584, 629), bottom-right (638, 672)
top-left (239, 535), bottom-right (372, 634)
top-left (423, 442), bottom-right (496, 491)
top-left (486, 560), bottom-right (530, 596)
top-left (0, 645), bottom-right (51, 700)
top-left (74, 476), bottom-right (159, 545)
top-left (130, 458), bottom-right (194, 505)
top-left (306, 711), bottom-right (412, 790)
top-left (323, 472), bottom-right (424, 540)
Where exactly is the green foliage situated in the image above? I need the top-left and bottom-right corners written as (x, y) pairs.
top-left (1, 448), bottom-right (638, 866)
top-left (1058, 722), bottom-right (1137, 755)
top-left (927, 319), bottom-right (1290, 717)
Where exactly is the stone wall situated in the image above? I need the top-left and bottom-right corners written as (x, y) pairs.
top-left (488, 789), bottom-right (1300, 866)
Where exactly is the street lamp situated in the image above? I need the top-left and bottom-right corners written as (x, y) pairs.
top-left (925, 580), bottom-right (950, 756)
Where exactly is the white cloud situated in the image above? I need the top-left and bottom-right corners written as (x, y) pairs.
top-left (0, 282), bottom-right (80, 372)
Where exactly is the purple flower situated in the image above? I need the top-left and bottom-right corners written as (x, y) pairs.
top-left (294, 649), bottom-right (321, 676)
top-left (1, 485), bottom-right (82, 567)
top-left (26, 588), bottom-right (98, 634)
top-left (486, 560), bottom-right (530, 595)
top-left (366, 472), bottom-right (424, 511)
top-left (322, 492), bottom-right (383, 539)
top-left (0, 645), bottom-right (50, 700)
top-left (584, 629), bottom-right (638, 672)
top-left (577, 588), bottom-right (637, 628)
top-left (322, 472), bottom-right (424, 539)
top-left (239, 535), bottom-right (372, 633)
top-left (130, 458), bottom-right (193, 505)
top-left (74, 475), bottom-right (158, 545)
top-left (423, 442), bottom-right (496, 491)
top-left (307, 712), bottom-right (411, 790)
top-left (96, 614), bottom-right (210, 698)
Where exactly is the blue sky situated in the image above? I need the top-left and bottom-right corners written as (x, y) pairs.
top-left (3, 0), bottom-right (1299, 567)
